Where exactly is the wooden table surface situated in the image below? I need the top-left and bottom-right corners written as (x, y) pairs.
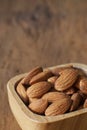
top-left (0, 1), bottom-right (87, 130)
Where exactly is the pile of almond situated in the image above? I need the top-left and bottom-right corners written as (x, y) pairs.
top-left (16, 65), bottom-right (87, 116)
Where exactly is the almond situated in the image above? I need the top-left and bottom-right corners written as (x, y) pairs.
top-left (29, 99), bottom-right (48, 114)
top-left (29, 97), bottom-right (39, 103)
top-left (29, 70), bottom-right (53, 85)
top-left (16, 65), bottom-right (87, 116)
top-left (27, 81), bottom-right (52, 98)
top-left (48, 76), bottom-right (58, 85)
top-left (22, 66), bottom-right (43, 85)
top-left (64, 87), bottom-right (76, 95)
top-left (78, 90), bottom-right (86, 103)
top-left (70, 93), bottom-right (81, 111)
top-left (83, 99), bottom-right (87, 108)
top-left (16, 83), bottom-right (28, 104)
top-left (51, 65), bottom-right (73, 76)
top-left (74, 76), bottom-right (85, 89)
top-left (79, 78), bottom-right (87, 95)
top-left (55, 68), bottom-right (78, 91)
top-left (42, 92), bottom-right (68, 103)
top-left (45, 97), bottom-right (72, 116)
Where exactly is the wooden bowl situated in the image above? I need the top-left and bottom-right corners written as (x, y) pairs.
top-left (7, 63), bottom-right (87, 130)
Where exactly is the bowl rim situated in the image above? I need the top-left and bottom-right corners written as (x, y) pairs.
top-left (7, 63), bottom-right (87, 123)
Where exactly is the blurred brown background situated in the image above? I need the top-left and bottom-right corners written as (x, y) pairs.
top-left (0, 0), bottom-right (87, 130)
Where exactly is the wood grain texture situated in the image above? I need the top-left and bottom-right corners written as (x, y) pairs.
top-left (0, 1), bottom-right (87, 130)
top-left (7, 64), bottom-right (87, 130)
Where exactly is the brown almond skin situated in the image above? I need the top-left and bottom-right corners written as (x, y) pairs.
top-left (29, 97), bottom-right (39, 103)
top-left (45, 97), bottom-right (72, 116)
top-left (48, 76), bottom-right (58, 85)
top-left (29, 99), bottom-right (48, 114)
top-left (83, 99), bottom-right (87, 108)
top-left (55, 68), bottom-right (78, 91)
top-left (74, 76), bottom-right (85, 89)
top-left (42, 92), bottom-right (69, 103)
top-left (22, 66), bottom-right (43, 85)
top-left (29, 70), bottom-right (53, 85)
top-left (79, 78), bottom-right (87, 95)
top-left (70, 93), bottom-right (81, 111)
top-left (16, 83), bottom-right (29, 104)
top-left (78, 90), bottom-right (86, 104)
top-left (27, 81), bottom-right (52, 98)
top-left (64, 87), bottom-right (76, 95)
top-left (51, 65), bottom-right (73, 76)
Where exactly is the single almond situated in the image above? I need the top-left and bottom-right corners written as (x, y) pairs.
top-left (70, 93), bottom-right (81, 111)
top-left (42, 92), bottom-right (68, 103)
top-left (29, 99), bottom-right (48, 114)
top-left (22, 66), bottom-right (43, 85)
top-left (48, 76), bottom-right (58, 85)
top-left (74, 76), bottom-right (85, 89)
top-left (16, 83), bottom-right (28, 104)
top-left (55, 68), bottom-right (78, 91)
top-left (51, 65), bottom-right (73, 76)
top-left (27, 81), bottom-right (52, 98)
top-left (78, 90), bottom-right (86, 104)
top-left (29, 70), bottom-right (53, 85)
top-left (64, 87), bottom-right (76, 95)
top-left (83, 99), bottom-right (87, 108)
top-left (79, 78), bottom-right (87, 95)
top-left (45, 97), bottom-right (72, 116)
